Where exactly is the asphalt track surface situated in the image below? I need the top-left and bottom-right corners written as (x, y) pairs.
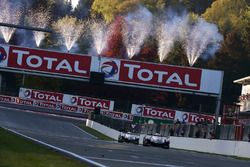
top-left (0, 106), bottom-right (250, 167)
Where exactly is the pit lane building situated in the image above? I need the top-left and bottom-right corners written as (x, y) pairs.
top-left (234, 76), bottom-right (250, 124)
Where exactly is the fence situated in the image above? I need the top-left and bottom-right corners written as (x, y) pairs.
top-left (93, 114), bottom-right (250, 142)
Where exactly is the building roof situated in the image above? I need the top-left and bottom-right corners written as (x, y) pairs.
top-left (234, 76), bottom-right (250, 84)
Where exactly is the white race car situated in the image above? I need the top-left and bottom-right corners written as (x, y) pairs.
top-left (118, 132), bottom-right (140, 144)
top-left (143, 133), bottom-right (170, 149)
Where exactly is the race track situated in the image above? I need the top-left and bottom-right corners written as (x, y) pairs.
top-left (0, 106), bottom-right (249, 167)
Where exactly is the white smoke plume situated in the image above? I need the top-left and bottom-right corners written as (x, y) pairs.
top-left (53, 16), bottom-right (86, 51)
top-left (65, 0), bottom-right (80, 11)
top-left (122, 6), bottom-right (153, 59)
top-left (90, 20), bottom-right (110, 55)
top-left (156, 11), bottom-right (189, 62)
top-left (0, 0), bottom-right (23, 43)
top-left (185, 18), bottom-right (223, 66)
top-left (27, 7), bottom-right (51, 47)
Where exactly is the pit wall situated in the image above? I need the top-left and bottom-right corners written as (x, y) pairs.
top-left (86, 119), bottom-right (250, 158)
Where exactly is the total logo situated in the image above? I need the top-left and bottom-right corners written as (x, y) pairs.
top-left (0, 46), bottom-right (7, 63)
top-left (136, 106), bottom-right (144, 115)
top-left (181, 113), bottom-right (189, 122)
top-left (131, 104), bottom-right (144, 116)
top-left (24, 90), bottom-right (31, 98)
top-left (101, 60), bottom-right (119, 78)
top-left (70, 96), bottom-right (78, 105)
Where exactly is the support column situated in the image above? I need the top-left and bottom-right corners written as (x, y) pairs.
top-left (214, 71), bottom-right (224, 138)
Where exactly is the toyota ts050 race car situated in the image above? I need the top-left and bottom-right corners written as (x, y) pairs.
top-left (118, 132), bottom-right (140, 144)
top-left (143, 133), bottom-right (170, 149)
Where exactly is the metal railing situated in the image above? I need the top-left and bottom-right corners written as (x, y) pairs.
top-left (92, 114), bottom-right (250, 141)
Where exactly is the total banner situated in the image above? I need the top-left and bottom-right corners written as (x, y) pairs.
top-left (0, 44), bottom-right (223, 95)
top-left (33, 100), bottom-right (57, 109)
top-left (0, 44), bottom-right (96, 78)
top-left (0, 95), bottom-right (17, 103)
top-left (98, 57), bottom-right (223, 94)
top-left (0, 93), bottom-right (92, 114)
top-left (19, 88), bottom-right (115, 111)
top-left (131, 104), bottom-right (175, 120)
top-left (19, 88), bottom-right (64, 103)
top-left (175, 111), bottom-right (215, 124)
top-left (63, 94), bottom-right (114, 111)
top-left (17, 98), bottom-right (34, 106)
top-left (131, 104), bottom-right (215, 124)
top-left (101, 110), bottom-right (133, 122)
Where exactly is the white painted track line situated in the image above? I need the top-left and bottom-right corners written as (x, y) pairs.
top-left (84, 156), bottom-right (183, 167)
top-left (2, 127), bottom-right (107, 167)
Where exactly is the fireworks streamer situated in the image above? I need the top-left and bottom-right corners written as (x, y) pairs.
top-left (185, 18), bottom-right (223, 66)
top-left (0, 0), bottom-right (23, 43)
top-left (27, 7), bottom-right (51, 47)
top-left (156, 11), bottom-right (189, 62)
top-left (53, 16), bottom-right (86, 51)
top-left (90, 19), bottom-right (110, 55)
top-left (65, 0), bottom-right (80, 11)
top-left (122, 6), bottom-right (153, 59)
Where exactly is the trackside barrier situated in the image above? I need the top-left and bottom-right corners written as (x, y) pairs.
top-left (0, 94), bottom-right (91, 116)
top-left (86, 119), bottom-right (250, 158)
top-left (86, 119), bottom-right (120, 140)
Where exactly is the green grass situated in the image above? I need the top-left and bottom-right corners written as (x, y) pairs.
top-left (77, 124), bottom-right (114, 141)
top-left (0, 128), bottom-right (88, 167)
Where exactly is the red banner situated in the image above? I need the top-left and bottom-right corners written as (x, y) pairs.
top-left (6, 45), bottom-right (92, 78)
top-left (17, 98), bottom-right (34, 106)
top-left (99, 58), bottom-right (223, 94)
top-left (19, 88), bottom-right (64, 103)
top-left (0, 95), bottom-right (16, 103)
top-left (120, 60), bottom-right (202, 91)
top-left (188, 113), bottom-right (215, 124)
top-left (60, 104), bottom-right (78, 112)
top-left (33, 101), bottom-right (57, 109)
top-left (142, 106), bottom-right (176, 120)
top-left (0, 44), bottom-right (223, 95)
top-left (77, 106), bottom-right (91, 113)
top-left (63, 94), bottom-right (114, 111)
top-left (131, 104), bottom-right (215, 124)
top-left (77, 96), bottom-right (112, 110)
top-left (102, 110), bottom-right (133, 121)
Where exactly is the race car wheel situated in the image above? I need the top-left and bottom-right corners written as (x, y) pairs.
top-left (118, 136), bottom-right (124, 143)
top-left (162, 142), bottom-right (170, 149)
top-left (143, 139), bottom-right (149, 146)
top-left (134, 139), bottom-right (139, 145)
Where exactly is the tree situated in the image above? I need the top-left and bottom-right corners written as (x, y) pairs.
top-left (102, 16), bottom-right (126, 58)
top-left (203, 0), bottom-right (250, 104)
top-left (202, 0), bottom-right (249, 34)
top-left (91, 0), bottom-right (166, 22)
top-left (91, 0), bottom-right (126, 23)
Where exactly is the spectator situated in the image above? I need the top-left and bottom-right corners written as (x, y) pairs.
top-left (180, 125), bottom-right (186, 137)
top-left (202, 119), bottom-right (208, 138)
top-left (180, 120), bottom-right (186, 137)
top-left (169, 127), bottom-right (174, 136)
top-left (195, 129), bottom-right (201, 138)
top-left (209, 127), bottom-right (215, 140)
top-left (175, 119), bottom-right (181, 136)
